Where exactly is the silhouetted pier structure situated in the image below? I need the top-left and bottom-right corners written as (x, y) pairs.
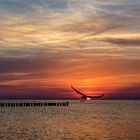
top-left (0, 101), bottom-right (69, 107)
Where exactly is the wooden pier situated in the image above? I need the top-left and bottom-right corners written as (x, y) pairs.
top-left (0, 101), bottom-right (69, 107)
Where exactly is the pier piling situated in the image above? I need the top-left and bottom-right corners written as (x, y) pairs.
top-left (0, 101), bottom-right (69, 107)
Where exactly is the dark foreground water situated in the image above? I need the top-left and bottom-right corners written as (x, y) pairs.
top-left (0, 100), bottom-right (139, 140)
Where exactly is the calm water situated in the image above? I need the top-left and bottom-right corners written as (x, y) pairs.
top-left (0, 100), bottom-right (140, 140)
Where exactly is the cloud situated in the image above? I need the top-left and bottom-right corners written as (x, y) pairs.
top-left (0, 83), bottom-right (140, 99)
top-left (0, 84), bottom-right (73, 99)
top-left (106, 84), bottom-right (140, 99)
top-left (102, 38), bottom-right (140, 46)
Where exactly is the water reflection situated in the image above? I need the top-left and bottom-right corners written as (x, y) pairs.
top-left (0, 100), bottom-right (139, 140)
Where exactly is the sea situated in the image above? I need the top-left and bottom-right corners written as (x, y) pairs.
top-left (0, 100), bottom-right (139, 140)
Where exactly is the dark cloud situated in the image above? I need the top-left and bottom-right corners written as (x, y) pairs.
top-left (0, 56), bottom-right (60, 73)
top-left (0, 85), bottom-right (73, 99)
top-left (0, 53), bottom-right (87, 83)
top-left (0, 54), bottom-right (140, 83)
top-left (0, 72), bottom-right (50, 82)
top-left (0, 55), bottom-right (67, 83)
top-left (103, 38), bottom-right (140, 46)
top-left (105, 84), bottom-right (140, 99)
top-left (0, 84), bottom-right (140, 99)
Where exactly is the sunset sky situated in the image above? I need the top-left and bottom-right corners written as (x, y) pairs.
top-left (0, 0), bottom-right (140, 99)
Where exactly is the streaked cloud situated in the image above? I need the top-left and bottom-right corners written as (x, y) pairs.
top-left (101, 38), bottom-right (140, 46)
